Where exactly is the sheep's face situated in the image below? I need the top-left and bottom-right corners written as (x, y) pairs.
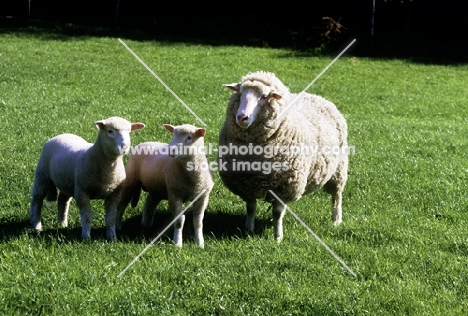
top-left (164, 124), bottom-right (206, 160)
top-left (225, 83), bottom-right (282, 129)
top-left (95, 117), bottom-right (145, 157)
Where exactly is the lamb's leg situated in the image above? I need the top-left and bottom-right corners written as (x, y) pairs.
top-left (57, 192), bottom-right (72, 228)
top-left (141, 193), bottom-right (160, 227)
top-left (116, 184), bottom-right (134, 230)
top-left (30, 197), bottom-right (44, 231)
top-left (245, 200), bottom-right (257, 232)
top-left (169, 199), bottom-right (185, 247)
top-left (104, 189), bottom-right (122, 241)
top-left (272, 200), bottom-right (286, 243)
top-left (191, 195), bottom-right (208, 248)
top-left (29, 178), bottom-right (52, 231)
top-left (75, 192), bottom-right (93, 239)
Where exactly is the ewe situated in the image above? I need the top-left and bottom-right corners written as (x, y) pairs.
top-left (116, 124), bottom-right (214, 248)
top-left (29, 116), bottom-right (145, 240)
top-left (218, 71), bottom-right (348, 242)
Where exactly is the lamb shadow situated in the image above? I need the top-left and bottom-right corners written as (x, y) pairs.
top-left (118, 209), bottom-right (272, 243)
top-left (0, 217), bottom-right (31, 242)
top-left (0, 210), bottom-right (272, 244)
top-left (0, 216), bottom-right (98, 244)
top-left (117, 212), bottom-right (174, 243)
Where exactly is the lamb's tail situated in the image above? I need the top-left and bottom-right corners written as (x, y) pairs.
top-left (130, 183), bottom-right (142, 208)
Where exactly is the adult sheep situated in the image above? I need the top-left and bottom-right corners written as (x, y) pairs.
top-left (29, 116), bottom-right (145, 240)
top-left (218, 71), bottom-right (348, 242)
top-left (116, 124), bottom-right (214, 248)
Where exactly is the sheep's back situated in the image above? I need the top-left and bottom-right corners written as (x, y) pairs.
top-left (292, 93), bottom-right (347, 146)
top-left (42, 134), bottom-right (91, 196)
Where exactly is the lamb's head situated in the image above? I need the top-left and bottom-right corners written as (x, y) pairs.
top-left (225, 71), bottom-right (290, 130)
top-left (95, 116), bottom-right (145, 157)
top-left (164, 124), bottom-right (206, 160)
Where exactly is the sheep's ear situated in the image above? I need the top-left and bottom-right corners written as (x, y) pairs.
top-left (224, 83), bottom-right (241, 92)
top-left (131, 123), bottom-right (145, 131)
top-left (163, 124), bottom-right (174, 132)
top-left (270, 92), bottom-right (282, 100)
top-left (95, 121), bottom-right (105, 130)
top-left (196, 128), bottom-right (206, 137)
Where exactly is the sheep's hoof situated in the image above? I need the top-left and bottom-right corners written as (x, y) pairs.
top-left (275, 235), bottom-right (283, 243)
top-left (244, 219), bottom-right (255, 232)
top-left (106, 230), bottom-right (117, 242)
top-left (32, 222), bottom-right (42, 231)
top-left (333, 219), bottom-right (342, 226)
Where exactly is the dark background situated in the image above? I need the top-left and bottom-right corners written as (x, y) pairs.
top-left (1, 0), bottom-right (467, 63)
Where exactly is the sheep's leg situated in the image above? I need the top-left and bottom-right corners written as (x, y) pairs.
top-left (29, 178), bottom-right (53, 231)
top-left (245, 200), bottom-right (257, 232)
top-left (169, 199), bottom-right (185, 247)
top-left (272, 200), bottom-right (286, 243)
top-left (141, 194), bottom-right (160, 227)
top-left (324, 179), bottom-right (344, 226)
top-left (75, 192), bottom-right (93, 239)
top-left (331, 187), bottom-right (343, 226)
top-left (57, 192), bottom-right (72, 228)
top-left (104, 190), bottom-right (122, 241)
top-left (116, 185), bottom-right (134, 230)
top-left (191, 195), bottom-right (208, 248)
top-left (30, 197), bottom-right (44, 231)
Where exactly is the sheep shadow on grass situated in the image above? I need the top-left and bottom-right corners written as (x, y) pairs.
top-left (118, 208), bottom-right (272, 244)
top-left (0, 217), bottom-right (31, 242)
top-left (0, 210), bottom-right (272, 245)
top-left (0, 216), bottom-right (102, 244)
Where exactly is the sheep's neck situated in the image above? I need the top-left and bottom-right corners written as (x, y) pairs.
top-left (86, 145), bottom-right (122, 178)
top-left (236, 117), bottom-right (282, 143)
top-left (177, 154), bottom-right (211, 182)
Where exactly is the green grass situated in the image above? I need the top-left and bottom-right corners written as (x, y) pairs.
top-left (1, 28), bottom-right (468, 315)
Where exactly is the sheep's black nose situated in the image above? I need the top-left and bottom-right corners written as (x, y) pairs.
top-left (237, 114), bottom-right (248, 123)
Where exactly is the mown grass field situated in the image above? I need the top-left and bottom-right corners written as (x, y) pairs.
top-left (0, 28), bottom-right (468, 315)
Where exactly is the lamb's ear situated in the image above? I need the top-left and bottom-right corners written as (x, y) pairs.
top-left (196, 128), bottom-right (206, 137)
top-left (224, 83), bottom-right (241, 92)
top-left (163, 124), bottom-right (174, 132)
top-left (131, 123), bottom-right (145, 131)
top-left (95, 121), bottom-right (105, 130)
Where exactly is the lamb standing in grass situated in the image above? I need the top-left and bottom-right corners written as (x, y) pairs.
top-left (29, 116), bottom-right (145, 240)
top-left (218, 71), bottom-right (348, 242)
top-left (116, 124), bottom-right (214, 248)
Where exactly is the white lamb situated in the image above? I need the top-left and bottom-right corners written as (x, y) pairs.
top-left (218, 71), bottom-right (348, 242)
top-left (116, 124), bottom-right (214, 248)
top-left (29, 116), bottom-right (145, 240)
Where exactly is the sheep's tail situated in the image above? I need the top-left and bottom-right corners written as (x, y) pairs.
top-left (130, 183), bottom-right (142, 208)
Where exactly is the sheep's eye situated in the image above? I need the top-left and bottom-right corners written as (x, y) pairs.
top-left (186, 135), bottom-right (193, 143)
top-left (260, 94), bottom-right (268, 100)
top-left (107, 129), bottom-right (115, 137)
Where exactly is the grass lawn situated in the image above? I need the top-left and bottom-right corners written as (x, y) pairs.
top-left (0, 27), bottom-right (468, 315)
